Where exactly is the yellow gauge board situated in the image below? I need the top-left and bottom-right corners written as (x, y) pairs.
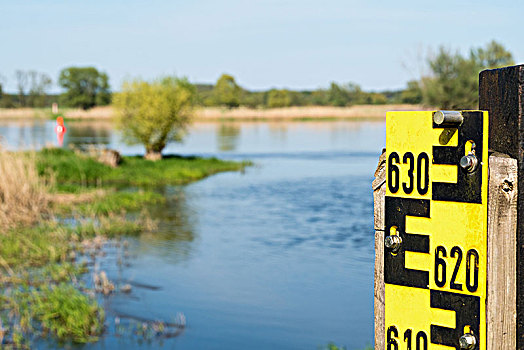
top-left (384, 111), bottom-right (488, 350)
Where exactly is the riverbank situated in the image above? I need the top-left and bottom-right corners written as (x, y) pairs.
top-left (0, 147), bottom-right (250, 347)
top-left (0, 104), bottom-right (428, 121)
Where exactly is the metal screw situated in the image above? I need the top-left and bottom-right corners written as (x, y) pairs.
top-left (460, 154), bottom-right (478, 173)
top-left (384, 235), bottom-right (402, 253)
top-left (459, 333), bottom-right (476, 349)
top-left (433, 110), bottom-right (464, 127)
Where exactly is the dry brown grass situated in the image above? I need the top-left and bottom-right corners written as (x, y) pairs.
top-left (0, 108), bottom-right (43, 119)
top-left (0, 148), bottom-right (49, 230)
top-left (49, 189), bottom-right (106, 206)
top-left (63, 106), bottom-right (114, 119)
top-left (194, 104), bottom-right (431, 120)
top-left (0, 106), bottom-right (114, 120)
top-left (0, 104), bottom-right (430, 121)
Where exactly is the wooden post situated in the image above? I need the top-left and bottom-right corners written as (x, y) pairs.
top-left (373, 151), bottom-right (517, 349)
top-left (480, 65), bottom-right (524, 349)
top-left (486, 152), bottom-right (517, 348)
top-left (373, 64), bottom-right (523, 349)
top-left (373, 150), bottom-right (386, 350)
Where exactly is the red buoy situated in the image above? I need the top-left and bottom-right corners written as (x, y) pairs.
top-left (55, 117), bottom-right (67, 147)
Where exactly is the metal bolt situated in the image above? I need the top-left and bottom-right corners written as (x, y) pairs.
top-left (459, 333), bottom-right (476, 349)
top-left (433, 110), bottom-right (463, 127)
top-left (460, 154), bottom-right (478, 173)
top-left (385, 235), bottom-right (402, 253)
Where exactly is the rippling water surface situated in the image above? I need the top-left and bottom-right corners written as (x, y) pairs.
top-left (1, 120), bottom-right (385, 349)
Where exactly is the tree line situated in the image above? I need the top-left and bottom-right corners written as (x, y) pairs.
top-left (195, 74), bottom-right (394, 108)
top-left (191, 40), bottom-right (515, 110)
top-left (0, 40), bottom-right (515, 110)
top-left (0, 67), bottom-right (111, 109)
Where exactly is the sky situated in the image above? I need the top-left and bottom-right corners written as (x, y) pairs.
top-left (0, 0), bottom-right (522, 93)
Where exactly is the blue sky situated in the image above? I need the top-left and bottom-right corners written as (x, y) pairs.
top-left (0, 0), bottom-right (522, 92)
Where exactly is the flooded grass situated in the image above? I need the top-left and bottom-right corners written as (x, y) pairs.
top-left (25, 284), bottom-right (105, 343)
top-left (56, 190), bottom-right (166, 216)
top-left (0, 217), bottom-right (154, 346)
top-left (0, 147), bottom-right (249, 347)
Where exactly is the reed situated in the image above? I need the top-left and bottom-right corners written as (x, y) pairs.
top-left (0, 148), bottom-right (49, 230)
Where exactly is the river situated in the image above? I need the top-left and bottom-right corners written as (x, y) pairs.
top-left (0, 119), bottom-right (385, 349)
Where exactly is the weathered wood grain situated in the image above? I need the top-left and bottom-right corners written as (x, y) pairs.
top-left (373, 150), bottom-right (386, 231)
top-left (373, 150), bottom-right (386, 350)
top-left (480, 65), bottom-right (524, 348)
top-left (487, 153), bottom-right (518, 349)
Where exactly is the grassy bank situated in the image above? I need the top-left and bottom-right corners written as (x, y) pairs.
top-left (37, 148), bottom-right (251, 187)
top-left (0, 147), bottom-right (250, 347)
top-left (0, 104), bottom-right (428, 121)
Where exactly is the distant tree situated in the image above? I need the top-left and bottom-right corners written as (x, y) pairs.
top-left (114, 77), bottom-right (196, 160)
top-left (365, 92), bottom-right (388, 104)
top-left (193, 83), bottom-right (215, 106)
top-left (310, 89), bottom-right (328, 105)
top-left (420, 41), bottom-right (514, 109)
top-left (0, 74), bottom-right (3, 103)
top-left (213, 74), bottom-right (241, 108)
top-left (0, 75), bottom-right (15, 108)
top-left (327, 82), bottom-right (349, 106)
top-left (241, 91), bottom-right (265, 108)
top-left (471, 40), bottom-right (514, 69)
top-left (27, 71), bottom-right (52, 107)
top-left (400, 80), bottom-right (423, 104)
top-left (421, 48), bottom-right (479, 109)
top-left (327, 82), bottom-right (365, 106)
top-left (58, 67), bottom-right (111, 110)
top-left (267, 89), bottom-right (294, 108)
top-left (15, 70), bottom-right (29, 107)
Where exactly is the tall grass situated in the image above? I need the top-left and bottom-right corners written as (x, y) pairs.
top-left (0, 148), bottom-right (49, 230)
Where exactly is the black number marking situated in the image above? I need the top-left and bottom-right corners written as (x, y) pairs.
top-left (434, 246), bottom-right (446, 288)
top-left (466, 249), bottom-right (479, 292)
top-left (388, 152), bottom-right (400, 193)
top-left (387, 326), bottom-right (399, 350)
top-left (395, 328), bottom-right (428, 350)
top-left (416, 152), bottom-right (429, 195)
top-left (388, 151), bottom-right (430, 195)
top-left (416, 331), bottom-right (428, 350)
top-left (402, 152), bottom-right (414, 194)
top-left (404, 328), bottom-right (412, 349)
top-left (450, 246), bottom-right (463, 291)
top-left (434, 246), bottom-right (479, 292)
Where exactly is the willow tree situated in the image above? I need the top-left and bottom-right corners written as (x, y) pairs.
top-left (114, 77), bottom-right (196, 160)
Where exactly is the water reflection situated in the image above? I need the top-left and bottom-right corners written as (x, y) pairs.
top-left (268, 123), bottom-right (288, 144)
top-left (216, 123), bottom-right (241, 151)
top-left (65, 121), bottom-right (112, 147)
top-left (0, 120), bottom-right (114, 149)
top-left (136, 186), bottom-right (198, 264)
top-left (0, 120), bottom-right (384, 157)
